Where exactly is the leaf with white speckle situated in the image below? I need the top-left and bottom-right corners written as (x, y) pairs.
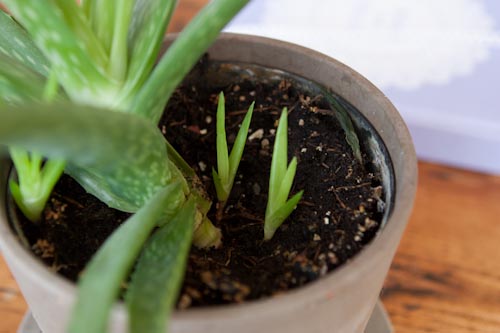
top-left (120, 0), bottom-right (177, 101)
top-left (0, 52), bottom-right (52, 102)
top-left (69, 183), bottom-right (185, 333)
top-left (0, 101), bottom-right (172, 212)
top-left (0, 10), bottom-right (49, 76)
top-left (2, 0), bottom-right (114, 103)
top-left (52, 0), bottom-right (109, 70)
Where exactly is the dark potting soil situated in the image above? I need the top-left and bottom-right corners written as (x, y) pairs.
top-left (11, 59), bottom-right (386, 309)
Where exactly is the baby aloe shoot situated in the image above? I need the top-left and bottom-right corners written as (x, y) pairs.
top-left (8, 70), bottom-right (65, 222)
top-left (264, 108), bottom-right (304, 240)
top-left (8, 149), bottom-right (65, 222)
top-left (212, 92), bottom-right (254, 214)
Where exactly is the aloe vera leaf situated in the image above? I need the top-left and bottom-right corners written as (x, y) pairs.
top-left (3, 0), bottom-right (114, 103)
top-left (131, 0), bottom-right (249, 122)
top-left (213, 96), bottom-right (254, 203)
top-left (52, 0), bottom-right (109, 70)
top-left (0, 10), bottom-right (49, 76)
top-left (4, 67), bottom-right (66, 222)
top-left (264, 109), bottom-right (303, 240)
top-left (216, 92), bottom-right (229, 184)
top-left (126, 198), bottom-right (196, 333)
top-left (274, 157), bottom-right (298, 207)
top-left (323, 91), bottom-right (362, 163)
top-left (264, 190), bottom-right (303, 240)
top-left (0, 52), bottom-right (49, 103)
top-left (88, 1), bottom-right (115, 54)
top-left (108, 0), bottom-right (135, 81)
top-left (8, 147), bottom-right (65, 222)
top-left (80, 0), bottom-right (92, 18)
top-left (0, 101), bottom-right (171, 212)
top-left (68, 183), bottom-right (184, 333)
top-left (268, 108), bottom-right (289, 212)
top-left (119, 0), bottom-right (177, 100)
top-left (228, 101), bottom-right (254, 178)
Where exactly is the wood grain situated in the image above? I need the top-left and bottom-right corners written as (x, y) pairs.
top-left (381, 163), bottom-right (500, 332)
top-left (0, 256), bottom-right (27, 333)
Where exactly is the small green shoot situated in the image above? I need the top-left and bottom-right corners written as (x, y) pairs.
top-left (8, 149), bottom-right (65, 222)
top-left (264, 108), bottom-right (303, 240)
top-left (8, 70), bottom-right (65, 222)
top-left (212, 92), bottom-right (254, 209)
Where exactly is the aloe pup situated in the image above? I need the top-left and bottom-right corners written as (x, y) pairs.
top-left (212, 92), bottom-right (255, 217)
top-left (264, 108), bottom-right (304, 240)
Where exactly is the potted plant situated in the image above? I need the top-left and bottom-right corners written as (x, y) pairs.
top-left (0, 1), bottom-right (417, 333)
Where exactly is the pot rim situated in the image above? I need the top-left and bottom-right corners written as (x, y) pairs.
top-left (0, 32), bottom-right (417, 324)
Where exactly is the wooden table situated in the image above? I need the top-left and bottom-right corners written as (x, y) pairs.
top-left (381, 162), bottom-right (500, 332)
top-left (2, 1), bottom-right (500, 332)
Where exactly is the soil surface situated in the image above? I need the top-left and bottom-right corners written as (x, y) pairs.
top-left (11, 59), bottom-right (386, 308)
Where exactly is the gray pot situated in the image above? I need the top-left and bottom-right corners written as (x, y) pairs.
top-left (0, 33), bottom-right (417, 333)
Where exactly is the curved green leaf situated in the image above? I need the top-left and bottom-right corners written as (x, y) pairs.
top-left (127, 198), bottom-right (196, 333)
top-left (69, 183), bottom-right (185, 333)
top-left (3, 0), bottom-right (114, 103)
top-left (0, 101), bottom-right (171, 211)
top-left (0, 52), bottom-right (48, 103)
top-left (132, 0), bottom-right (250, 122)
top-left (268, 108), bottom-right (289, 212)
top-left (0, 9), bottom-right (49, 76)
top-left (120, 0), bottom-right (177, 100)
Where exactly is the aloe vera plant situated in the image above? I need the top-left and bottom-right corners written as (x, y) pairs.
top-left (0, 1), bottom-right (306, 332)
top-left (0, 1), bottom-right (248, 332)
top-left (1, 0), bottom-right (248, 217)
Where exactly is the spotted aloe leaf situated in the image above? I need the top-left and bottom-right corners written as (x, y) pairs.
top-left (126, 198), bottom-right (196, 333)
top-left (132, 0), bottom-right (250, 122)
top-left (0, 101), bottom-right (171, 212)
top-left (120, 0), bottom-right (178, 101)
top-left (78, 0), bottom-right (136, 81)
top-left (0, 10), bottom-right (49, 76)
top-left (0, 52), bottom-right (48, 103)
top-left (52, 0), bottom-right (109, 70)
top-left (69, 183), bottom-right (185, 333)
top-left (2, 0), bottom-right (115, 104)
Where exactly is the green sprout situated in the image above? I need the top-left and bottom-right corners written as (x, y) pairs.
top-left (212, 92), bottom-right (254, 212)
top-left (264, 108), bottom-right (304, 240)
top-left (8, 149), bottom-right (65, 222)
top-left (8, 68), bottom-right (65, 222)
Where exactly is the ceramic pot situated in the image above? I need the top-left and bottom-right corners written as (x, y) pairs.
top-left (0, 33), bottom-right (417, 333)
